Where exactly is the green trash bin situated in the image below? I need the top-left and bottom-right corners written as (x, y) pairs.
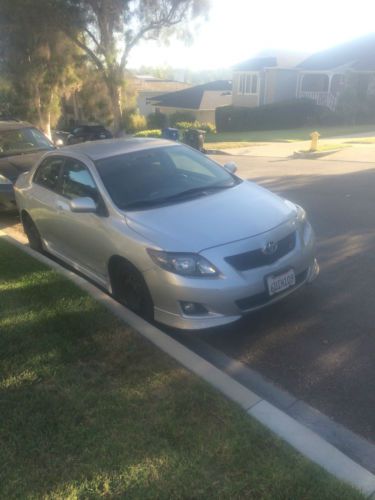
top-left (183, 129), bottom-right (206, 152)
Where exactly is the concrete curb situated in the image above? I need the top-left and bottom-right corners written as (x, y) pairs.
top-left (2, 230), bottom-right (375, 496)
top-left (292, 149), bottom-right (342, 159)
top-left (179, 335), bottom-right (375, 474)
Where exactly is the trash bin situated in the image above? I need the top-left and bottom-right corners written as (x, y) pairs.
top-left (162, 127), bottom-right (179, 141)
top-left (183, 129), bottom-right (206, 152)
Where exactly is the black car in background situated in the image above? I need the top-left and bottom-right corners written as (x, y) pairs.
top-left (0, 120), bottom-right (55, 211)
top-left (66, 124), bottom-right (113, 145)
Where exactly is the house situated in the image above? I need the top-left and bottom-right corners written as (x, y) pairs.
top-left (296, 33), bottom-right (375, 110)
top-left (232, 35), bottom-right (375, 111)
top-left (232, 52), bottom-right (306, 108)
top-left (132, 75), bottom-right (190, 116)
top-left (148, 80), bottom-right (232, 124)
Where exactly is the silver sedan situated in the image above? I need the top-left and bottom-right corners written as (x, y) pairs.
top-left (14, 139), bottom-right (319, 330)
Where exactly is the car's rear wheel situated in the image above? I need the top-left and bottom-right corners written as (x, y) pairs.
top-left (110, 259), bottom-right (154, 321)
top-left (22, 213), bottom-right (43, 252)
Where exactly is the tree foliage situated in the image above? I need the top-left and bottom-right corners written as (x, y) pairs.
top-left (0, 0), bottom-right (209, 134)
top-left (58, 0), bottom-right (209, 131)
top-left (0, 0), bottom-right (82, 136)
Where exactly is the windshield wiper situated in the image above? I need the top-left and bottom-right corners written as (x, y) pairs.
top-left (122, 183), bottom-right (235, 210)
top-left (165, 183), bottom-right (234, 200)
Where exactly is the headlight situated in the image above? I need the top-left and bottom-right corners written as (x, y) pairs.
top-left (294, 204), bottom-right (313, 245)
top-left (295, 204), bottom-right (306, 222)
top-left (284, 199), bottom-right (306, 221)
top-left (0, 174), bottom-right (12, 185)
top-left (147, 249), bottom-right (219, 277)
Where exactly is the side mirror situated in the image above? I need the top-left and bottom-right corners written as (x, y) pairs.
top-left (69, 197), bottom-right (97, 213)
top-left (223, 162), bottom-right (237, 174)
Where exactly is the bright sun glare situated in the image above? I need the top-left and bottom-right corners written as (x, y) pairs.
top-left (129, 0), bottom-right (375, 70)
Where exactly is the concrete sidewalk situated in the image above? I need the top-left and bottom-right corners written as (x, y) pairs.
top-left (221, 139), bottom-right (375, 163)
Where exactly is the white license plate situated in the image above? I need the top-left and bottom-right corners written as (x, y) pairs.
top-left (267, 269), bottom-right (296, 296)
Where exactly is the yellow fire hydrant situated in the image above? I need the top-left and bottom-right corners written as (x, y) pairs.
top-left (310, 131), bottom-right (320, 152)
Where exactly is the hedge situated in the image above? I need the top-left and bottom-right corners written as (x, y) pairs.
top-left (175, 121), bottom-right (216, 133)
top-left (134, 129), bottom-right (162, 138)
top-left (215, 98), bottom-right (343, 132)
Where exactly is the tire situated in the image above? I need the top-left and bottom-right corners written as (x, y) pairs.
top-left (111, 260), bottom-right (154, 321)
top-left (22, 213), bottom-right (43, 252)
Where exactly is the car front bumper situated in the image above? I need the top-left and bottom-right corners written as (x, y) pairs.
top-left (144, 220), bottom-right (319, 330)
top-left (0, 184), bottom-right (17, 211)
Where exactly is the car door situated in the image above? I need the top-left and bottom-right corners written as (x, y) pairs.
top-left (53, 157), bottom-right (112, 281)
top-left (29, 156), bottom-right (65, 251)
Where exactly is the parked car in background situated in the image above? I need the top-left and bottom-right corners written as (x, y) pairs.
top-left (0, 120), bottom-right (55, 211)
top-left (66, 124), bottom-right (113, 145)
top-left (15, 138), bottom-right (319, 330)
top-left (52, 130), bottom-right (70, 147)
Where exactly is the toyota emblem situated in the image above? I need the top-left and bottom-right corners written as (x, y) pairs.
top-left (262, 240), bottom-right (278, 255)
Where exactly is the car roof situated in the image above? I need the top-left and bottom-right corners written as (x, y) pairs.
top-left (0, 120), bottom-right (35, 131)
top-left (59, 138), bottom-right (179, 161)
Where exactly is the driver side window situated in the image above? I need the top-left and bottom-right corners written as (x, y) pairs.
top-left (61, 159), bottom-right (99, 202)
top-left (34, 157), bottom-right (64, 192)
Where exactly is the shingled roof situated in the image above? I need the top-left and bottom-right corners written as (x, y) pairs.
top-left (298, 33), bottom-right (375, 71)
top-left (149, 80), bottom-right (232, 109)
top-left (233, 57), bottom-right (278, 71)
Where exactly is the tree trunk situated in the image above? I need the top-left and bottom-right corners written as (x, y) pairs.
top-left (107, 79), bottom-right (123, 135)
top-left (40, 111), bottom-right (51, 139)
top-left (34, 85), bottom-right (52, 139)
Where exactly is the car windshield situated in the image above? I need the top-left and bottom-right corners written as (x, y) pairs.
top-left (95, 145), bottom-right (241, 210)
top-left (0, 127), bottom-right (54, 157)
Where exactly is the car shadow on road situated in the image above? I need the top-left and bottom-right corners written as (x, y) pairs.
top-left (197, 168), bottom-right (375, 442)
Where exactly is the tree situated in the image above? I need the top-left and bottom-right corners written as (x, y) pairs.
top-left (0, 0), bottom-right (82, 137)
top-left (60, 0), bottom-right (209, 132)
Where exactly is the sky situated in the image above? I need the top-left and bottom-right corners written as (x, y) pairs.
top-left (128, 0), bottom-right (375, 71)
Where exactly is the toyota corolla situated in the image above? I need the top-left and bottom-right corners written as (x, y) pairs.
top-left (14, 139), bottom-right (319, 330)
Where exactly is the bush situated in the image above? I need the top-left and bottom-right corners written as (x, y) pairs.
top-left (127, 113), bottom-right (147, 133)
top-left (169, 111), bottom-right (195, 126)
top-left (134, 129), bottom-right (162, 138)
top-left (121, 110), bottom-right (147, 133)
top-left (175, 121), bottom-right (216, 133)
top-left (215, 99), bottom-right (343, 132)
top-left (147, 112), bottom-right (167, 129)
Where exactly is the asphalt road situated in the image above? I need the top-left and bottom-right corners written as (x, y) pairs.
top-left (2, 154), bottom-right (375, 442)
top-left (198, 155), bottom-right (375, 442)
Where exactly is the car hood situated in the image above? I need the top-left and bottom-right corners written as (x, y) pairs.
top-left (125, 181), bottom-right (297, 252)
top-left (0, 151), bottom-right (48, 182)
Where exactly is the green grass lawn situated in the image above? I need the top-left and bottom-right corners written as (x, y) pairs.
top-left (0, 239), bottom-right (364, 499)
top-left (205, 124), bottom-right (375, 146)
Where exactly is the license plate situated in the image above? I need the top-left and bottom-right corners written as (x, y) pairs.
top-left (267, 269), bottom-right (296, 296)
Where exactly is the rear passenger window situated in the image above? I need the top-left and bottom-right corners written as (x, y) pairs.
top-left (33, 157), bottom-right (64, 192)
top-left (62, 159), bottom-right (98, 201)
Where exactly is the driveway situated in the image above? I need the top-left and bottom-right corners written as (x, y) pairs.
top-left (197, 154), bottom-right (375, 442)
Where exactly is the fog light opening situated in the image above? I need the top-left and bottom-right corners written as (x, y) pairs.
top-left (180, 301), bottom-right (208, 316)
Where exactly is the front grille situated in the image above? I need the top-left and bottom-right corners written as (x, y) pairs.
top-left (235, 269), bottom-right (308, 311)
top-left (225, 231), bottom-right (296, 271)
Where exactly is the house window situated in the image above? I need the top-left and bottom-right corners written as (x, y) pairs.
top-left (238, 73), bottom-right (259, 95)
top-left (301, 74), bottom-right (329, 92)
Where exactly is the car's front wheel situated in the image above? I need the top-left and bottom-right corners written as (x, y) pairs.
top-left (22, 213), bottom-right (43, 252)
top-left (110, 259), bottom-right (154, 321)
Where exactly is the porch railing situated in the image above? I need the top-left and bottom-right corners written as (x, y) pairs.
top-left (299, 91), bottom-right (338, 111)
